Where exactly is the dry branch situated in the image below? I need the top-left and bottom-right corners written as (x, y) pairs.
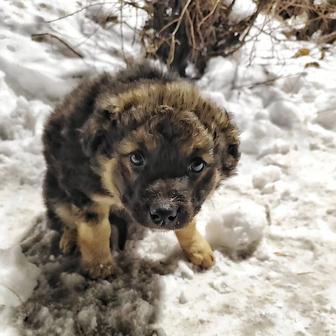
top-left (32, 33), bottom-right (84, 58)
top-left (265, 0), bottom-right (336, 42)
top-left (141, 0), bottom-right (269, 76)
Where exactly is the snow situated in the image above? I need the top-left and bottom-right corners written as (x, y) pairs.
top-left (205, 199), bottom-right (267, 258)
top-left (314, 94), bottom-right (336, 130)
top-left (223, 0), bottom-right (257, 23)
top-left (269, 100), bottom-right (301, 129)
top-left (0, 247), bottom-right (40, 307)
top-left (1, 1), bottom-right (336, 335)
top-left (252, 165), bottom-right (282, 190)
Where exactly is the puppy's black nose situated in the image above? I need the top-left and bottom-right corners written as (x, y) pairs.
top-left (149, 205), bottom-right (178, 225)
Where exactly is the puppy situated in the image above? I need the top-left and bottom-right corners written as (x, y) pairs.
top-left (42, 63), bottom-right (240, 278)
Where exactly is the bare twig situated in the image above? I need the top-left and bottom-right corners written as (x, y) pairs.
top-left (158, 18), bottom-right (180, 35)
top-left (120, 0), bottom-right (125, 56)
top-left (226, 0), bottom-right (237, 16)
top-left (31, 33), bottom-right (84, 58)
top-left (45, 2), bottom-right (115, 23)
top-left (233, 72), bottom-right (305, 90)
top-left (171, 0), bottom-right (192, 36)
top-left (198, 0), bottom-right (221, 28)
top-left (45, 1), bottom-right (145, 24)
top-left (318, 31), bottom-right (336, 44)
top-left (167, 0), bottom-right (192, 66)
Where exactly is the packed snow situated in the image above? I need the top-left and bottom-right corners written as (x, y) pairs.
top-left (1, 1), bottom-right (336, 335)
top-left (205, 198), bottom-right (267, 258)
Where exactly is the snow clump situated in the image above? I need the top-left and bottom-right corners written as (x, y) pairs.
top-left (314, 94), bottom-right (336, 130)
top-left (269, 100), bottom-right (300, 129)
top-left (252, 165), bottom-right (282, 190)
top-left (0, 247), bottom-right (40, 307)
top-left (206, 199), bottom-right (267, 258)
top-left (223, 0), bottom-right (257, 23)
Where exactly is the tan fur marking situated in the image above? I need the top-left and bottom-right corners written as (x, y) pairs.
top-left (59, 226), bottom-right (77, 254)
top-left (117, 138), bottom-right (139, 156)
top-left (97, 156), bottom-right (123, 208)
top-left (118, 127), bottom-right (158, 155)
top-left (91, 193), bottom-right (115, 206)
top-left (55, 200), bottom-right (114, 278)
top-left (179, 141), bottom-right (214, 163)
top-left (175, 219), bottom-right (214, 268)
top-left (54, 203), bottom-right (77, 228)
top-left (77, 203), bottom-right (114, 278)
top-left (96, 96), bottom-right (122, 113)
top-left (134, 128), bottom-right (158, 152)
top-left (78, 221), bottom-right (113, 278)
top-left (201, 152), bottom-right (214, 164)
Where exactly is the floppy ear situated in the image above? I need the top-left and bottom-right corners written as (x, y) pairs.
top-left (213, 113), bottom-right (240, 177)
top-left (80, 109), bottom-right (118, 157)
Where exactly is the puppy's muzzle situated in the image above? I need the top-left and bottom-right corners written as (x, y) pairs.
top-left (149, 201), bottom-right (178, 226)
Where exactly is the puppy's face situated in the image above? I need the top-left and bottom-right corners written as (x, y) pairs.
top-left (81, 83), bottom-right (240, 230)
top-left (112, 108), bottom-right (218, 230)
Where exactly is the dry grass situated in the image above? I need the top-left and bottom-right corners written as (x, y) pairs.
top-left (266, 0), bottom-right (336, 43)
top-left (140, 0), bottom-right (268, 76)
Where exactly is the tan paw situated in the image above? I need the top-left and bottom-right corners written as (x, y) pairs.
top-left (59, 229), bottom-right (76, 255)
top-left (183, 240), bottom-right (215, 269)
top-left (83, 258), bottom-right (115, 279)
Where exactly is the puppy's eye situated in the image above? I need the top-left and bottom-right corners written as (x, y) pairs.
top-left (189, 158), bottom-right (205, 174)
top-left (130, 152), bottom-right (145, 167)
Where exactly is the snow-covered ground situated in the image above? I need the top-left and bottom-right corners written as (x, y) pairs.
top-left (1, 1), bottom-right (336, 335)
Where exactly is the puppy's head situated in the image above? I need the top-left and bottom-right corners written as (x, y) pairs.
top-left (81, 82), bottom-right (240, 230)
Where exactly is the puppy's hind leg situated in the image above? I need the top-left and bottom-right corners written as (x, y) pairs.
top-left (175, 219), bottom-right (215, 269)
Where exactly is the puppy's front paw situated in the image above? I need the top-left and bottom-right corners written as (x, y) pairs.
top-left (83, 258), bottom-right (115, 279)
top-left (183, 239), bottom-right (215, 269)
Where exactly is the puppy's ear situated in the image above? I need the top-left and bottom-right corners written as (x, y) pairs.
top-left (213, 114), bottom-right (240, 177)
top-left (80, 109), bottom-right (118, 157)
